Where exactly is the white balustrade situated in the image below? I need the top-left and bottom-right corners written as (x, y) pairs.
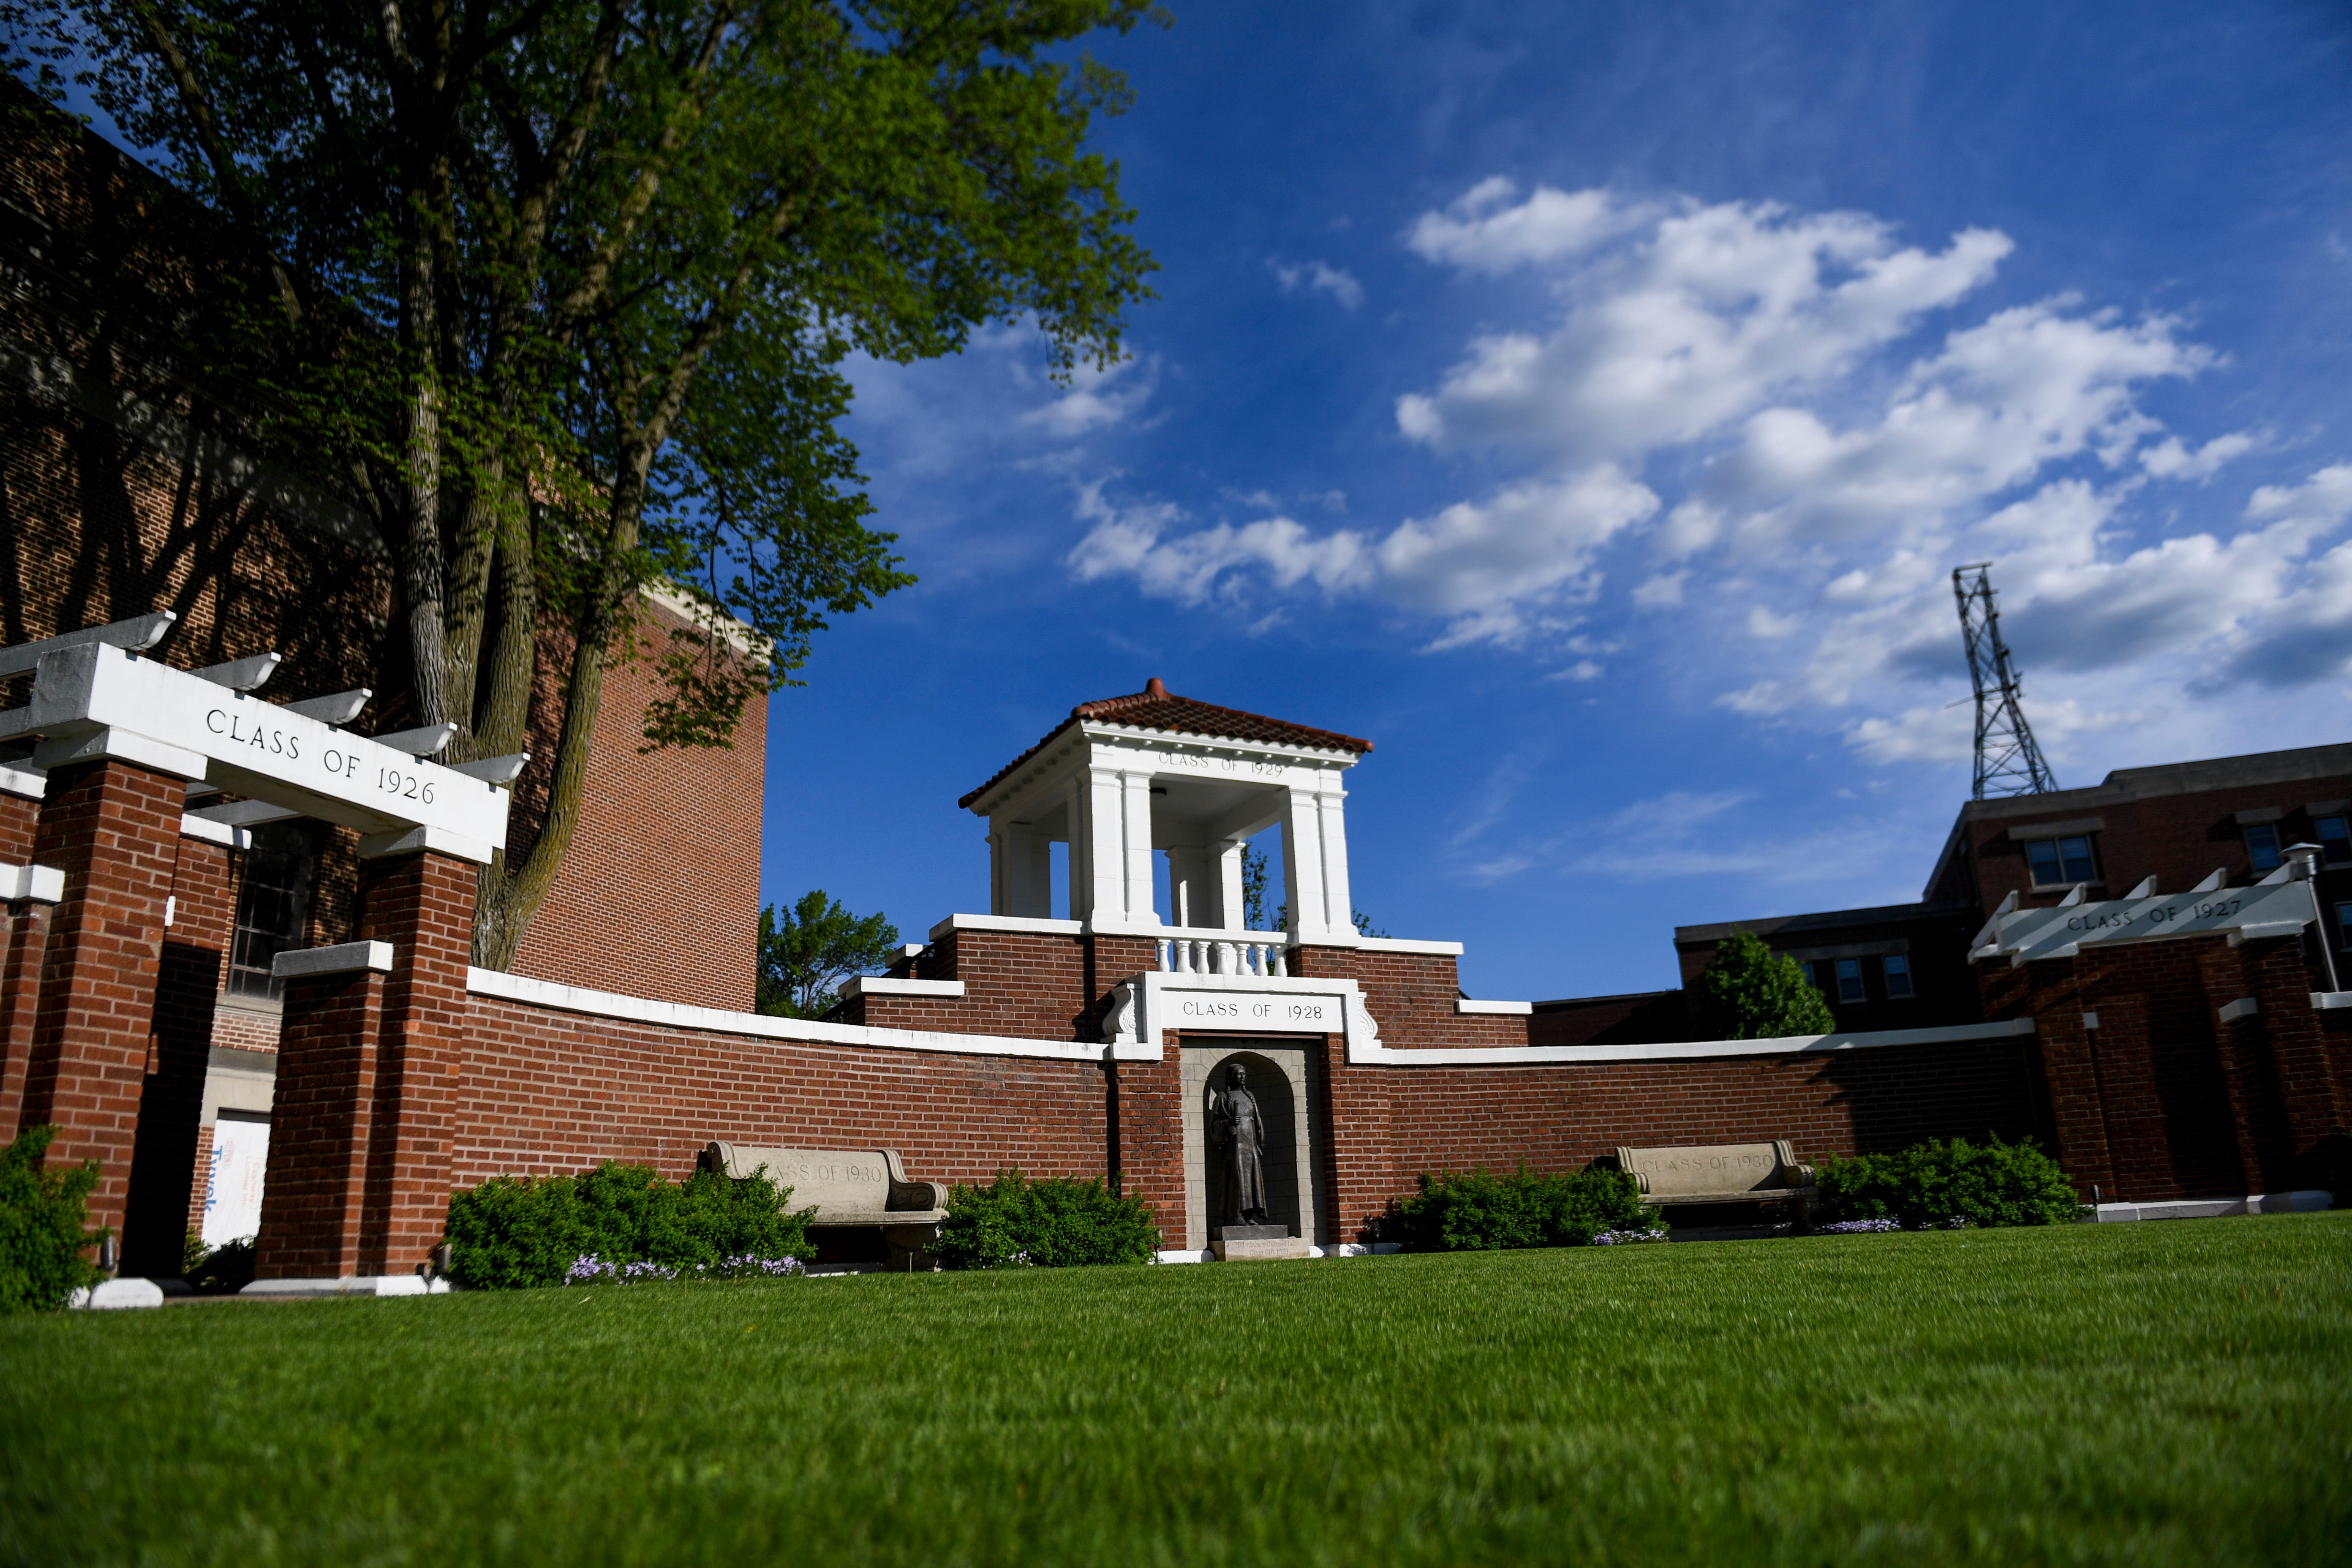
top-left (1154, 930), bottom-right (1290, 977)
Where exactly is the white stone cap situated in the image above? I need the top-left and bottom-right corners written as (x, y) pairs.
top-left (1355, 936), bottom-right (1465, 956)
top-left (2313, 991), bottom-right (2352, 1010)
top-left (2218, 996), bottom-right (2259, 1024)
top-left (928, 912), bottom-right (1084, 940)
top-left (0, 761), bottom-right (43, 800)
top-left (273, 940), bottom-right (395, 978)
top-left (0, 862), bottom-right (65, 903)
top-left (840, 976), bottom-right (966, 999)
top-left (179, 812), bottom-right (252, 850)
top-left (1455, 998), bottom-right (1533, 1015)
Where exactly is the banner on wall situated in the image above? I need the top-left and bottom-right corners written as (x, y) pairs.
top-left (202, 1115), bottom-right (270, 1247)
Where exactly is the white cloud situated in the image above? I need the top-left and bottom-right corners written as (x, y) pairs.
top-left (1271, 259), bottom-right (1365, 310)
top-left (1405, 178), bottom-right (1650, 272)
top-left (1062, 176), bottom-right (2352, 757)
top-left (1397, 190), bottom-right (2012, 457)
top-left (1022, 354), bottom-right (1158, 438)
top-left (1063, 466), bottom-right (1658, 650)
top-left (2141, 430), bottom-right (2258, 481)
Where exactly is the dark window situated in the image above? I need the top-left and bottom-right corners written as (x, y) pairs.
top-left (1834, 957), bottom-right (1866, 1004)
top-left (1882, 953), bottom-right (1914, 999)
top-left (2025, 834), bottom-right (2097, 886)
top-left (2337, 902), bottom-right (2352, 952)
top-left (2317, 816), bottom-right (2350, 866)
top-left (226, 824), bottom-right (312, 1001)
top-left (2244, 822), bottom-right (2282, 873)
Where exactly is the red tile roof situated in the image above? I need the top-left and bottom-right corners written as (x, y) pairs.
top-left (959, 678), bottom-right (1373, 809)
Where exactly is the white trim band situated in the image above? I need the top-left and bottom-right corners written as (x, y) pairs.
top-left (1351, 1016), bottom-right (2036, 1067)
top-left (468, 966), bottom-right (1158, 1062)
top-left (1455, 998), bottom-right (1533, 1016)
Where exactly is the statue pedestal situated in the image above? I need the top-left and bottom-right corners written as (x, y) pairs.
top-left (1211, 1224), bottom-right (1310, 1261)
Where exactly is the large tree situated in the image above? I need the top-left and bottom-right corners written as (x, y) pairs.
top-left (5, 0), bottom-right (1157, 964)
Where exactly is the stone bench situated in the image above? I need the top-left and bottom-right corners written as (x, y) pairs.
top-left (1614, 1139), bottom-right (1818, 1226)
top-left (698, 1143), bottom-right (949, 1270)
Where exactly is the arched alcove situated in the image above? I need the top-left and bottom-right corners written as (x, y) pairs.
top-left (1177, 1037), bottom-right (1326, 1250)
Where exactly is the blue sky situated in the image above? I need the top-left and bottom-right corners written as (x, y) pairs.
top-left (770, 0), bottom-right (2352, 999)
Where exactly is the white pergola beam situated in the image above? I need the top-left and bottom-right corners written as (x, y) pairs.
top-left (373, 722), bottom-right (457, 758)
top-left (0, 612), bottom-right (177, 679)
top-left (191, 651), bottom-right (283, 693)
top-left (284, 688), bottom-right (372, 726)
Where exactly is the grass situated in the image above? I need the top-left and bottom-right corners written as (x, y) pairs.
top-left (3, 1214), bottom-right (2349, 1567)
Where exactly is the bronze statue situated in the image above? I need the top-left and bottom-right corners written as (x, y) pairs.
top-left (1209, 1062), bottom-right (1271, 1226)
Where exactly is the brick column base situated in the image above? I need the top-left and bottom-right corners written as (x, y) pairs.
top-left (253, 849), bottom-right (477, 1279)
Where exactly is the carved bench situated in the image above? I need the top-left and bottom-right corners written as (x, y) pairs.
top-left (698, 1143), bottom-right (949, 1271)
top-left (1614, 1139), bottom-right (1818, 1227)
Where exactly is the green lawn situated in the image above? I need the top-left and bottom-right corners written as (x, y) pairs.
top-left (4, 1215), bottom-right (2349, 1567)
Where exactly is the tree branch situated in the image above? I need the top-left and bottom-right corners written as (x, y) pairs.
top-left (114, 0), bottom-right (303, 326)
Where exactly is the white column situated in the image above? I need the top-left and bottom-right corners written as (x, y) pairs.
top-left (1082, 766), bottom-right (1128, 923)
top-left (1067, 777), bottom-right (1096, 924)
top-left (1315, 779), bottom-right (1353, 940)
top-left (994, 818), bottom-right (1054, 918)
top-left (1214, 839), bottom-right (1245, 930)
top-left (1121, 769), bottom-right (1158, 924)
top-left (1281, 784), bottom-right (1331, 942)
top-left (1167, 846), bottom-right (1212, 928)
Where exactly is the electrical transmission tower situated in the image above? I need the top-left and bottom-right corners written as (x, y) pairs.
top-left (1952, 564), bottom-right (2057, 799)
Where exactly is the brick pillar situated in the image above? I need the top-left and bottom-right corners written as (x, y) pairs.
top-left (1980, 953), bottom-right (2118, 1202)
top-left (2236, 934), bottom-right (2349, 1191)
top-left (253, 949), bottom-right (387, 1278)
top-left (118, 835), bottom-right (233, 1276)
top-left (19, 759), bottom-right (182, 1250)
top-left (0, 883), bottom-right (58, 1134)
top-left (355, 849), bottom-right (477, 1274)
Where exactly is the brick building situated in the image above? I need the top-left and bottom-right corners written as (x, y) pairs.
top-left (1, 98), bottom-right (2342, 1290)
top-left (1648, 744), bottom-right (2352, 1036)
top-left (0, 98), bottom-right (763, 1266)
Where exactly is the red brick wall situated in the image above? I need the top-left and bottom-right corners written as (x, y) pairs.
top-left (0, 793), bottom-right (40, 865)
top-left (1323, 1043), bottom-right (2041, 1244)
top-left (455, 996), bottom-right (1120, 1198)
top-left (1976, 931), bottom-right (2352, 1203)
top-left (508, 602), bottom-right (765, 1011)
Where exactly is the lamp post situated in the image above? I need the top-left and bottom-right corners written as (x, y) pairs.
top-left (2285, 843), bottom-right (2341, 994)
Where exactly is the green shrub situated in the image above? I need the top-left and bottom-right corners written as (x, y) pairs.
top-left (1395, 1166), bottom-right (1657, 1252)
top-left (1696, 929), bottom-right (1836, 1039)
top-left (932, 1169), bottom-right (1159, 1269)
top-left (0, 1125), bottom-right (104, 1313)
top-left (442, 1161), bottom-right (815, 1289)
top-left (1814, 1135), bottom-right (2082, 1228)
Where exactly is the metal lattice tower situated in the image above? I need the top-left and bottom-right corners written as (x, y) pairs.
top-left (1952, 563), bottom-right (2057, 800)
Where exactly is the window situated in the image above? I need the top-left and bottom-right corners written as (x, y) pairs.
top-left (1834, 957), bottom-right (1866, 1004)
top-left (226, 824), bottom-right (313, 1001)
top-left (2317, 815), bottom-right (2350, 866)
top-left (2337, 902), bottom-right (2352, 952)
top-left (1882, 953), bottom-right (1914, 999)
top-left (2243, 822), bottom-right (2282, 874)
top-left (2025, 834), bottom-right (2097, 886)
